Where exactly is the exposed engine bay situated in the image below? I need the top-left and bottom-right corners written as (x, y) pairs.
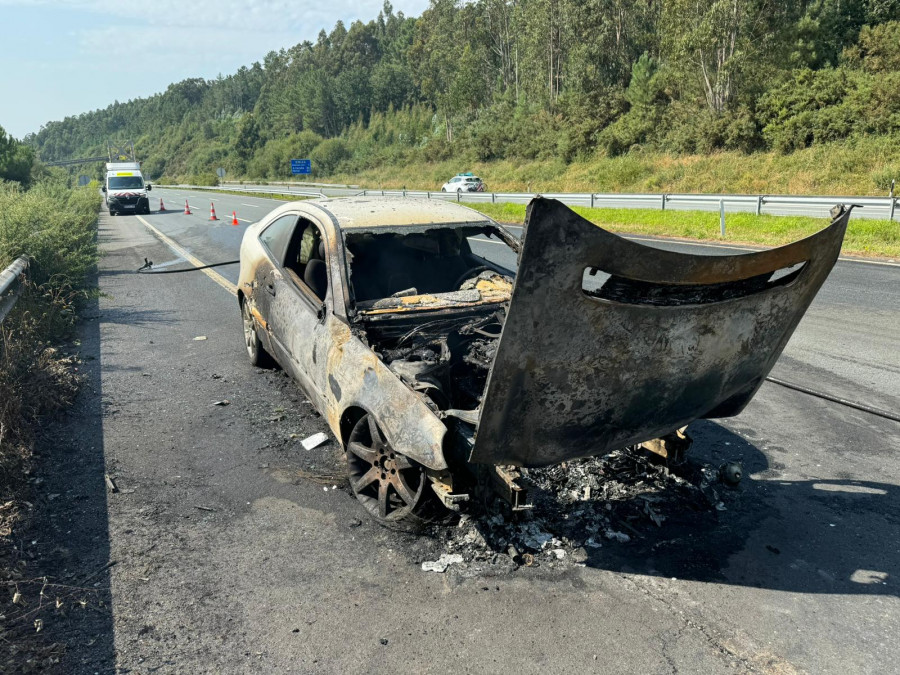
top-left (363, 305), bottom-right (507, 415)
top-left (344, 226), bottom-right (516, 420)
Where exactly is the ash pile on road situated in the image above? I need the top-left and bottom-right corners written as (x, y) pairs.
top-left (420, 447), bottom-right (738, 576)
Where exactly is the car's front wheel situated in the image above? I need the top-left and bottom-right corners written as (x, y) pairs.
top-left (241, 299), bottom-right (274, 367)
top-left (346, 413), bottom-right (434, 527)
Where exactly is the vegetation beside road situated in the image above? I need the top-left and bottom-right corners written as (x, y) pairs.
top-left (326, 135), bottom-right (900, 197)
top-left (472, 203), bottom-right (900, 259)
top-left (0, 134), bottom-right (101, 557)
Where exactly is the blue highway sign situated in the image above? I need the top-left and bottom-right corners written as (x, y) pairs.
top-left (290, 159), bottom-right (311, 175)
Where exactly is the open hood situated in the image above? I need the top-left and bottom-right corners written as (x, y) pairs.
top-left (469, 198), bottom-right (850, 467)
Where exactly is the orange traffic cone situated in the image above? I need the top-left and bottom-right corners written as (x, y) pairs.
top-left (231, 211), bottom-right (239, 226)
top-left (209, 202), bottom-right (219, 221)
top-left (184, 199), bottom-right (192, 215)
top-left (159, 197), bottom-right (166, 212)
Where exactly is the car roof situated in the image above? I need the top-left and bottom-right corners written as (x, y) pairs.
top-left (299, 196), bottom-right (495, 231)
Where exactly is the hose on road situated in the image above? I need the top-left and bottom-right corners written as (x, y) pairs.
top-left (135, 258), bottom-right (239, 274)
top-left (765, 376), bottom-right (900, 423)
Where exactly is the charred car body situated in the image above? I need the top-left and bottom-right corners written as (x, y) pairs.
top-left (238, 197), bottom-right (849, 524)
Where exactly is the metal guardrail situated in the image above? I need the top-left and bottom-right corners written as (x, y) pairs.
top-left (170, 184), bottom-right (899, 222)
top-left (0, 256), bottom-right (29, 324)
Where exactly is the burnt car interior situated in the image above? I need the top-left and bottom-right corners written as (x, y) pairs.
top-left (281, 218), bottom-right (329, 301)
top-left (344, 226), bottom-right (512, 303)
top-left (338, 226), bottom-right (519, 432)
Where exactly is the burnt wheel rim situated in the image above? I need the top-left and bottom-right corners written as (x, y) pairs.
top-left (346, 414), bottom-right (425, 521)
top-left (241, 302), bottom-right (257, 359)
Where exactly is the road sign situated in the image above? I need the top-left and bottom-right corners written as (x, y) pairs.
top-left (216, 167), bottom-right (226, 178)
top-left (77, 175), bottom-right (90, 187)
top-left (290, 159), bottom-right (311, 175)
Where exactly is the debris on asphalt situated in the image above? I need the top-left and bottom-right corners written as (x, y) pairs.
top-left (719, 461), bottom-right (743, 485)
top-left (421, 445), bottom-right (740, 576)
top-left (212, 400), bottom-right (231, 407)
top-left (104, 474), bottom-right (118, 494)
top-left (300, 432), bottom-right (329, 450)
top-left (195, 505), bottom-right (216, 512)
top-left (421, 553), bottom-right (464, 573)
top-left (192, 336), bottom-right (207, 341)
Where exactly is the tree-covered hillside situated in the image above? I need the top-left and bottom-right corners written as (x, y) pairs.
top-left (26, 1), bottom-right (900, 190)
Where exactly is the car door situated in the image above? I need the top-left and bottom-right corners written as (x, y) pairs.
top-left (253, 213), bottom-right (300, 365)
top-left (266, 219), bottom-right (332, 409)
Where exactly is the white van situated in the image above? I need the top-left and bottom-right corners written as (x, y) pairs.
top-left (103, 162), bottom-right (151, 215)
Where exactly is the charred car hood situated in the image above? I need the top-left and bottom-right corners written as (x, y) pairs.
top-left (469, 198), bottom-right (850, 467)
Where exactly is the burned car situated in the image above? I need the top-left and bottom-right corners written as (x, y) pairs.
top-left (238, 197), bottom-right (849, 524)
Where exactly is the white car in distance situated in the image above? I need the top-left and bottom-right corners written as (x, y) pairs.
top-left (441, 174), bottom-right (486, 192)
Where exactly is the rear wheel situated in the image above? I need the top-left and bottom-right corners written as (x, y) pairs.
top-left (241, 299), bottom-right (274, 367)
top-left (346, 413), bottom-right (431, 526)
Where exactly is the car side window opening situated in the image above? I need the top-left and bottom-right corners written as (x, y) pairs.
top-left (259, 214), bottom-right (299, 264)
top-left (284, 219), bottom-right (329, 302)
top-left (345, 226), bottom-right (510, 303)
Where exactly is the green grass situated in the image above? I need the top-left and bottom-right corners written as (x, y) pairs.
top-left (471, 202), bottom-right (900, 259)
top-left (165, 186), bottom-right (313, 202)
top-left (0, 180), bottom-right (102, 286)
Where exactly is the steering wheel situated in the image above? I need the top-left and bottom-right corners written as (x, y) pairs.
top-left (453, 265), bottom-right (493, 289)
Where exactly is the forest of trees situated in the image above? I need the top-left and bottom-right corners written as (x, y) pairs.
top-left (25, 0), bottom-right (900, 183)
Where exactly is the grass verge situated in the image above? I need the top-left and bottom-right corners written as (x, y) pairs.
top-left (0, 178), bottom-right (101, 583)
top-left (471, 202), bottom-right (900, 259)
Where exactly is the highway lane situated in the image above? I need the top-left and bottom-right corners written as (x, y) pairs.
top-left (148, 186), bottom-right (900, 411)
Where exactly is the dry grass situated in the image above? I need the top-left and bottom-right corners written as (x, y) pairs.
top-left (0, 284), bottom-right (83, 537)
top-left (327, 136), bottom-right (900, 197)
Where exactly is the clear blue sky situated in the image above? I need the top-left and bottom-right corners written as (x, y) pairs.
top-left (0, 0), bottom-right (429, 140)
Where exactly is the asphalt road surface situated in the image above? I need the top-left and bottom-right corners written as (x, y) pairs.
top-left (20, 189), bottom-right (899, 673)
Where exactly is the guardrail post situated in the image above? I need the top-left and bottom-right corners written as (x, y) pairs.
top-left (491, 192), bottom-right (496, 204)
top-left (661, 194), bottom-right (666, 211)
top-left (719, 200), bottom-right (726, 237)
top-left (891, 180), bottom-right (896, 221)
top-left (403, 188), bottom-right (407, 197)
top-left (381, 190), bottom-right (385, 197)
top-left (756, 195), bottom-right (763, 216)
top-left (457, 191), bottom-right (460, 203)
top-left (590, 193), bottom-right (595, 209)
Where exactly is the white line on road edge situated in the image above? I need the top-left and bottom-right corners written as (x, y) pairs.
top-left (241, 203), bottom-right (260, 207)
top-left (135, 214), bottom-right (237, 296)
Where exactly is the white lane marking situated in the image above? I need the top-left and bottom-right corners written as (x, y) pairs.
top-left (135, 214), bottom-right (237, 296)
top-left (241, 203), bottom-right (260, 208)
